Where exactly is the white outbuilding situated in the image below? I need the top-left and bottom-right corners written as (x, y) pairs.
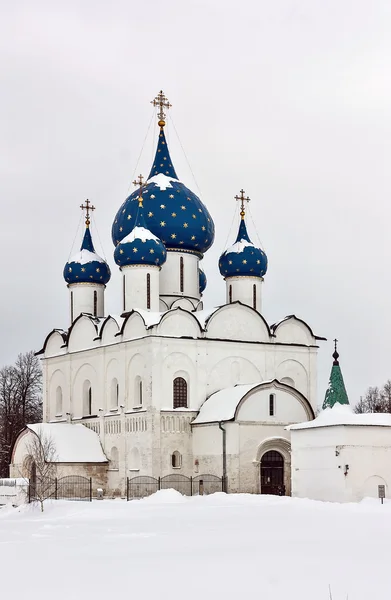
top-left (289, 345), bottom-right (391, 503)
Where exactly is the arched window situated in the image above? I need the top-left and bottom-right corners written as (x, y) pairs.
top-left (171, 451), bottom-right (182, 469)
top-left (253, 284), bottom-right (257, 310)
top-left (93, 291), bottom-right (98, 316)
top-left (110, 378), bottom-right (119, 410)
top-left (269, 393), bottom-right (275, 416)
top-left (147, 273), bottom-right (151, 309)
top-left (173, 377), bottom-right (188, 409)
top-left (71, 291), bottom-right (74, 322)
top-left (55, 386), bottom-right (63, 416)
top-left (180, 256), bottom-right (184, 293)
top-left (229, 284), bottom-right (232, 304)
top-left (83, 380), bottom-right (92, 416)
top-left (135, 376), bottom-right (143, 406)
top-left (110, 447), bottom-right (119, 470)
top-left (129, 447), bottom-right (140, 471)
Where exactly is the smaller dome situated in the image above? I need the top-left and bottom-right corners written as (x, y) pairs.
top-left (219, 218), bottom-right (267, 279)
top-left (64, 227), bottom-right (111, 285)
top-left (199, 266), bottom-right (207, 294)
top-left (114, 201), bottom-right (167, 268)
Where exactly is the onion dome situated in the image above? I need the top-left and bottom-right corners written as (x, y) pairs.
top-left (199, 265), bottom-right (207, 294)
top-left (219, 191), bottom-right (267, 279)
top-left (112, 91), bottom-right (215, 256)
top-left (114, 192), bottom-right (167, 268)
top-left (322, 340), bottom-right (349, 410)
top-left (64, 225), bottom-right (111, 285)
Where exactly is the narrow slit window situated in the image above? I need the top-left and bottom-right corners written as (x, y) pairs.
top-left (229, 284), bottom-right (232, 304)
top-left (123, 275), bottom-right (125, 311)
top-left (180, 256), bottom-right (184, 293)
top-left (71, 291), bottom-right (74, 322)
top-left (139, 380), bottom-right (143, 405)
top-left (253, 284), bottom-right (256, 310)
top-left (93, 290), bottom-right (97, 316)
top-left (269, 393), bottom-right (275, 416)
top-left (147, 273), bottom-right (151, 309)
top-left (88, 387), bottom-right (92, 415)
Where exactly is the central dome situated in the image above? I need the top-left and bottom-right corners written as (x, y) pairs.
top-left (112, 127), bottom-right (215, 255)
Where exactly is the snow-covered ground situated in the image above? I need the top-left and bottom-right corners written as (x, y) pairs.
top-left (0, 491), bottom-right (390, 599)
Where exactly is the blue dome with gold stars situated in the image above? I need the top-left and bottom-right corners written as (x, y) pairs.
top-left (219, 218), bottom-right (268, 279)
top-left (64, 226), bottom-right (111, 285)
top-left (114, 199), bottom-right (167, 268)
top-left (112, 127), bottom-right (214, 256)
top-left (199, 266), bottom-right (207, 294)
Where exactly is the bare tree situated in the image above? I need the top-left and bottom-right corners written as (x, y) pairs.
top-left (0, 352), bottom-right (42, 477)
top-left (25, 427), bottom-right (57, 512)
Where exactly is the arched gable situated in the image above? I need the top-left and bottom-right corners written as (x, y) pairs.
top-left (205, 303), bottom-right (270, 342)
top-left (99, 317), bottom-right (121, 345)
top-left (41, 330), bottom-right (67, 358)
top-left (236, 380), bottom-right (314, 422)
top-left (67, 315), bottom-right (100, 353)
top-left (157, 308), bottom-right (202, 338)
top-left (272, 315), bottom-right (318, 346)
top-left (171, 297), bottom-right (198, 311)
top-left (122, 312), bottom-right (148, 341)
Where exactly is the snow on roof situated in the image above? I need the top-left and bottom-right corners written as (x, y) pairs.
top-left (288, 404), bottom-right (391, 430)
top-left (121, 226), bottom-right (160, 244)
top-left (148, 173), bottom-right (178, 190)
top-left (68, 248), bottom-right (106, 265)
top-left (225, 239), bottom-right (254, 254)
top-left (193, 383), bottom-right (261, 424)
top-left (133, 308), bottom-right (166, 327)
top-left (27, 424), bottom-right (108, 463)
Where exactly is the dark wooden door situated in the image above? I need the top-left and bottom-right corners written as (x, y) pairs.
top-left (260, 450), bottom-right (285, 495)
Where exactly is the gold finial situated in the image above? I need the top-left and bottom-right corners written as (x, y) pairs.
top-left (151, 90), bottom-right (172, 127)
top-left (133, 174), bottom-right (146, 207)
top-left (80, 199), bottom-right (95, 227)
top-left (235, 189), bottom-right (250, 220)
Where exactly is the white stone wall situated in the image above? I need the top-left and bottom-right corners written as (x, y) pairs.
top-left (68, 282), bottom-right (105, 323)
top-left (291, 425), bottom-right (391, 502)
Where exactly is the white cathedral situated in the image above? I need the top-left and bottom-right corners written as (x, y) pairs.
top-left (11, 91), bottom-right (327, 497)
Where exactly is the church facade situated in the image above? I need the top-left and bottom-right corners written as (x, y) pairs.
top-left (11, 92), bottom-right (325, 496)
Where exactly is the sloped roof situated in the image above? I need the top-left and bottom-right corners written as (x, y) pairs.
top-left (288, 404), bottom-right (391, 430)
top-left (27, 423), bottom-right (108, 463)
top-left (192, 383), bottom-right (261, 424)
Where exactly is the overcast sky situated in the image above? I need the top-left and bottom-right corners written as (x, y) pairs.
top-left (1, 0), bottom-right (390, 407)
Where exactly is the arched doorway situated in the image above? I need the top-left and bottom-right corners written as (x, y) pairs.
top-left (260, 450), bottom-right (285, 495)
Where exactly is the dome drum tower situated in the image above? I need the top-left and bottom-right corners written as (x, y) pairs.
top-left (219, 190), bottom-right (268, 314)
top-left (64, 201), bottom-right (111, 324)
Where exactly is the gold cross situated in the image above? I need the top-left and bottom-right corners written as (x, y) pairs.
top-left (133, 174), bottom-right (146, 207)
top-left (80, 199), bottom-right (95, 227)
top-left (235, 189), bottom-right (250, 219)
top-left (151, 90), bottom-right (172, 126)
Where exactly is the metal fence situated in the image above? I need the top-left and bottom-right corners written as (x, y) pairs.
top-left (29, 476), bottom-right (92, 503)
top-left (127, 474), bottom-right (224, 500)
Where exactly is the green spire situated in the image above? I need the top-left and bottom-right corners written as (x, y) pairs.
top-left (322, 339), bottom-right (349, 410)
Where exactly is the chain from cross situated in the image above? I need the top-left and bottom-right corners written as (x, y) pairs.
top-left (80, 199), bottom-right (95, 227)
top-left (235, 189), bottom-right (250, 219)
top-left (151, 90), bottom-right (172, 122)
top-left (133, 174), bottom-right (146, 206)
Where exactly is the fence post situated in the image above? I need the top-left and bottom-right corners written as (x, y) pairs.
top-left (55, 478), bottom-right (58, 500)
top-left (199, 479), bottom-right (204, 496)
top-left (158, 476), bottom-right (161, 491)
top-left (126, 477), bottom-right (129, 502)
top-left (28, 480), bottom-right (31, 504)
top-left (190, 476), bottom-right (193, 496)
top-left (89, 478), bottom-right (92, 502)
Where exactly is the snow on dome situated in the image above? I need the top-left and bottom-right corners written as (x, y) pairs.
top-left (27, 423), bottom-right (108, 462)
top-left (219, 218), bottom-right (267, 279)
top-left (112, 127), bottom-right (215, 255)
top-left (64, 227), bottom-right (111, 285)
top-left (114, 202), bottom-right (167, 268)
